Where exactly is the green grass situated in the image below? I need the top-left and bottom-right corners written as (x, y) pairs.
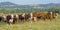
top-left (0, 15), bottom-right (60, 30)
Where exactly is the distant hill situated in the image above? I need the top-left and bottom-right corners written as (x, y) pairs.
top-left (38, 3), bottom-right (60, 8)
top-left (0, 2), bottom-right (32, 8)
top-left (0, 2), bottom-right (60, 8)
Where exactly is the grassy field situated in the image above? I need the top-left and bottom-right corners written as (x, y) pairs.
top-left (0, 15), bottom-right (60, 30)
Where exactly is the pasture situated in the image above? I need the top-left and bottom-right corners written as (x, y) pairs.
top-left (0, 14), bottom-right (60, 30)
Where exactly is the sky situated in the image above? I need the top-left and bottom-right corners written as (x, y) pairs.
top-left (0, 0), bottom-right (60, 5)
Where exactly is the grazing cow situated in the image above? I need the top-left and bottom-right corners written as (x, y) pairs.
top-left (13, 15), bottom-right (17, 24)
top-left (14, 14), bottom-right (22, 23)
top-left (15, 14), bottom-right (25, 23)
top-left (6, 14), bottom-right (17, 25)
top-left (15, 14), bottom-right (20, 23)
top-left (30, 12), bottom-right (57, 21)
top-left (18, 13), bottom-right (25, 23)
top-left (24, 13), bottom-right (31, 22)
top-left (36, 13), bottom-right (47, 20)
top-left (30, 13), bottom-right (47, 21)
top-left (15, 13), bottom-right (31, 23)
top-left (6, 15), bottom-right (12, 24)
top-left (30, 13), bottom-right (35, 22)
top-left (20, 13), bottom-right (31, 22)
top-left (46, 11), bottom-right (57, 21)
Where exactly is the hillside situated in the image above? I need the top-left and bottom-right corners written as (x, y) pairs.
top-left (0, 2), bottom-right (60, 8)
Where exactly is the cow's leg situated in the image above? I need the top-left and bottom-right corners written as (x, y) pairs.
top-left (29, 17), bottom-right (33, 23)
top-left (20, 19), bottom-right (24, 23)
top-left (13, 17), bottom-right (17, 24)
top-left (34, 17), bottom-right (37, 22)
top-left (7, 20), bottom-right (10, 25)
top-left (49, 17), bottom-right (53, 21)
top-left (20, 17), bottom-right (24, 23)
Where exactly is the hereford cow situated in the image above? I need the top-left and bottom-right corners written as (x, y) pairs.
top-left (16, 13), bottom-right (25, 23)
top-left (5, 14), bottom-right (17, 25)
top-left (46, 11), bottom-right (57, 21)
top-left (6, 14), bottom-right (13, 24)
top-left (30, 12), bottom-right (56, 21)
top-left (15, 14), bottom-right (23, 23)
top-left (30, 13), bottom-right (47, 22)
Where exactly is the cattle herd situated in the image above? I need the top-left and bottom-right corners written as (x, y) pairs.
top-left (0, 11), bottom-right (58, 25)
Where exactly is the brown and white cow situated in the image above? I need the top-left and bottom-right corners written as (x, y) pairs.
top-left (30, 13), bottom-right (47, 22)
top-left (15, 13), bottom-right (26, 23)
top-left (46, 11), bottom-right (57, 21)
top-left (4, 14), bottom-right (17, 25)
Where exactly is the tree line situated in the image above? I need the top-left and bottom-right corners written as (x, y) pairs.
top-left (0, 8), bottom-right (60, 14)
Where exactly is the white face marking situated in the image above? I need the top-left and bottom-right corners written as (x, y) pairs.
top-left (30, 13), bottom-right (33, 18)
top-left (31, 13), bottom-right (33, 17)
top-left (3, 15), bottom-right (6, 18)
top-left (50, 12), bottom-right (52, 15)
top-left (9, 19), bottom-right (13, 23)
top-left (22, 13), bottom-right (25, 17)
top-left (16, 14), bottom-right (18, 18)
top-left (11, 14), bottom-right (14, 19)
